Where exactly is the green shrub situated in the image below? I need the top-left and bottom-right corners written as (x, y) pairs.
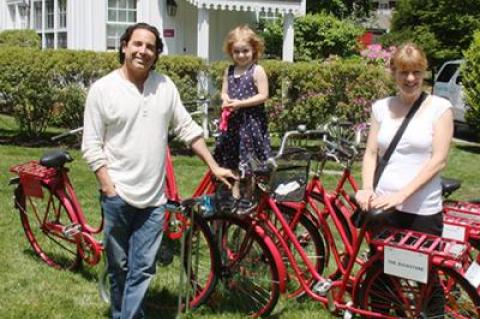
top-left (260, 13), bottom-right (364, 61)
top-left (1, 48), bottom-right (58, 138)
top-left (0, 48), bottom-right (206, 137)
top-left (0, 29), bottom-right (40, 48)
top-left (156, 55), bottom-right (206, 101)
top-left (462, 31), bottom-right (480, 132)
top-left (210, 58), bottom-right (395, 132)
top-left (1, 46), bottom-right (394, 138)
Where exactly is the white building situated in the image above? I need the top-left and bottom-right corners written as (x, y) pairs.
top-left (0, 0), bottom-right (306, 61)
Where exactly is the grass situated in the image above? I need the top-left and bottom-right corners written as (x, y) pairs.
top-left (0, 123), bottom-right (479, 318)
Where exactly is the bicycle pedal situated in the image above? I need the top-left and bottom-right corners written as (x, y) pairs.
top-left (313, 279), bottom-right (332, 296)
top-left (63, 224), bottom-right (81, 237)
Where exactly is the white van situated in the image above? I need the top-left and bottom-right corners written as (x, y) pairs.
top-left (432, 59), bottom-right (468, 123)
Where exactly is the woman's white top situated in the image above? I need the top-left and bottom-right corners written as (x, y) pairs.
top-left (373, 95), bottom-right (452, 215)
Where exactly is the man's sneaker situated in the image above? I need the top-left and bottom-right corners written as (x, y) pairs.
top-left (236, 199), bottom-right (257, 215)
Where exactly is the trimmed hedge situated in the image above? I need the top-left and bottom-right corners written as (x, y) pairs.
top-left (0, 29), bottom-right (40, 48)
top-left (463, 31), bottom-right (480, 133)
top-left (0, 48), bottom-right (203, 138)
top-left (0, 47), bottom-right (395, 138)
top-left (210, 58), bottom-right (395, 131)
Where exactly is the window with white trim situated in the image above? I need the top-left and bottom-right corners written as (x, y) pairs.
top-left (58, 0), bottom-right (67, 29)
top-left (33, 1), bottom-right (42, 30)
top-left (32, 0), bottom-right (68, 49)
top-left (46, 0), bottom-right (54, 30)
top-left (107, 0), bottom-right (137, 50)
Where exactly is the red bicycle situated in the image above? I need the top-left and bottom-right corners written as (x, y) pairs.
top-left (207, 128), bottom-right (480, 318)
top-left (9, 128), bottom-right (220, 311)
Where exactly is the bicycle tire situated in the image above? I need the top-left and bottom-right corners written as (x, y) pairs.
top-left (207, 214), bottom-right (281, 318)
top-left (181, 213), bottom-right (221, 309)
top-left (15, 184), bottom-right (81, 270)
top-left (356, 262), bottom-right (480, 318)
top-left (272, 205), bottom-right (327, 297)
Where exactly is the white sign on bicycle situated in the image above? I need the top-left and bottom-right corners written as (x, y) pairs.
top-left (465, 262), bottom-right (480, 289)
top-left (384, 246), bottom-right (429, 283)
top-left (442, 223), bottom-right (466, 242)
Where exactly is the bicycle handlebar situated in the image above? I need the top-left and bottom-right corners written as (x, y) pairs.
top-left (182, 98), bottom-right (211, 107)
top-left (277, 127), bottom-right (328, 157)
top-left (51, 127), bottom-right (84, 141)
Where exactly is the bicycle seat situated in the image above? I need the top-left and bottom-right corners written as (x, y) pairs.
top-left (351, 207), bottom-right (395, 229)
top-left (40, 150), bottom-right (73, 168)
top-left (441, 177), bottom-right (461, 197)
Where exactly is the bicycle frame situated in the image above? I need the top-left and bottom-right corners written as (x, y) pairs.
top-left (250, 184), bottom-right (393, 317)
top-left (239, 127), bottom-right (479, 318)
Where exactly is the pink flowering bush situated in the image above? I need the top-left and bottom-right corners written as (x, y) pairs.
top-left (360, 44), bottom-right (396, 67)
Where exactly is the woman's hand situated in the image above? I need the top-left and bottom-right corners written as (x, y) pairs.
top-left (355, 189), bottom-right (375, 211)
top-left (370, 191), bottom-right (407, 211)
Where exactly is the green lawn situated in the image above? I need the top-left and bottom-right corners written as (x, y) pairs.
top-left (0, 137), bottom-right (479, 318)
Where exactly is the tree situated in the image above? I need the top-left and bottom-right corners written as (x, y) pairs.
top-left (260, 14), bottom-right (364, 61)
top-left (381, 0), bottom-right (480, 68)
top-left (462, 31), bottom-right (480, 133)
top-left (307, 0), bottom-right (371, 18)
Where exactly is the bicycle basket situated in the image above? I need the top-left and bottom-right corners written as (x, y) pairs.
top-left (10, 161), bottom-right (57, 180)
top-left (270, 148), bottom-right (311, 202)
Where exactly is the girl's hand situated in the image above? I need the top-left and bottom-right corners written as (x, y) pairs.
top-left (355, 189), bottom-right (375, 211)
top-left (371, 191), bottom-right (407, 211)
top-left (223, 99), bottom-right (242, 112)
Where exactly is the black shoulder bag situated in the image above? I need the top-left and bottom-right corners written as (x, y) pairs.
top-left (351, 91), bottom-right (427, 227)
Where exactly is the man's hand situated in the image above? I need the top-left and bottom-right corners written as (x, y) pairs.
top-left (101, 185), bottom-right (117, 197)
top-left (211, 166), bottom-right (238, 189)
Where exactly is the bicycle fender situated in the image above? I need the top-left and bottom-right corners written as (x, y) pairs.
top-left (252, 223), bottom-right (288, 294)
top-left (351, 255), bottom-right (380, 302)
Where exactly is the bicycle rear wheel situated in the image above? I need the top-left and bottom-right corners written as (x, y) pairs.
top-left (356, 262), bottom-right (480, 318)
top-left (14, 184), bottom-right (81, 270)
top-left (207, 214), bottom-right (280, 318)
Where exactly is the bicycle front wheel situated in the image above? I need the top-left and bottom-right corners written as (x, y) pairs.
top-left (14, 184), bottom-right (81, 270)
top-left (208, 214), bottom-right (281, 318)
top-left (181, 213), bottom-right (221, 309)
top-left (356, 262), bottom-right (480, 318)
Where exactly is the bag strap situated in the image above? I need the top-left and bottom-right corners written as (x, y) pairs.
top-left (374, 91), bottom-right (427, 187)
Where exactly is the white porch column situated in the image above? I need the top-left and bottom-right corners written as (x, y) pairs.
top-left (197, 7), bottom-right (210, 138)
top-left (197, 7), bottom-right (209, 60)
top-left (282, 12), bottom-right (294, 62)
top-left (30, 0), bottom-right (34, 29)
top-left (41, 0), bottom-right (46, 49)
top-left (53, 0), bottom-right (58, 49)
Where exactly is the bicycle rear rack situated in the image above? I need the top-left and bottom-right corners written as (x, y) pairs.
top-left (444, 203), bottom-right (480, 222)
top-left (10, 161), bottom-right (57, 180)
top-left (371, 228), bottom-right (468, 263)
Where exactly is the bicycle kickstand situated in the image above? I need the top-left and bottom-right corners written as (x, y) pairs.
top-left (176, 204), bottom-right (195, 318)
